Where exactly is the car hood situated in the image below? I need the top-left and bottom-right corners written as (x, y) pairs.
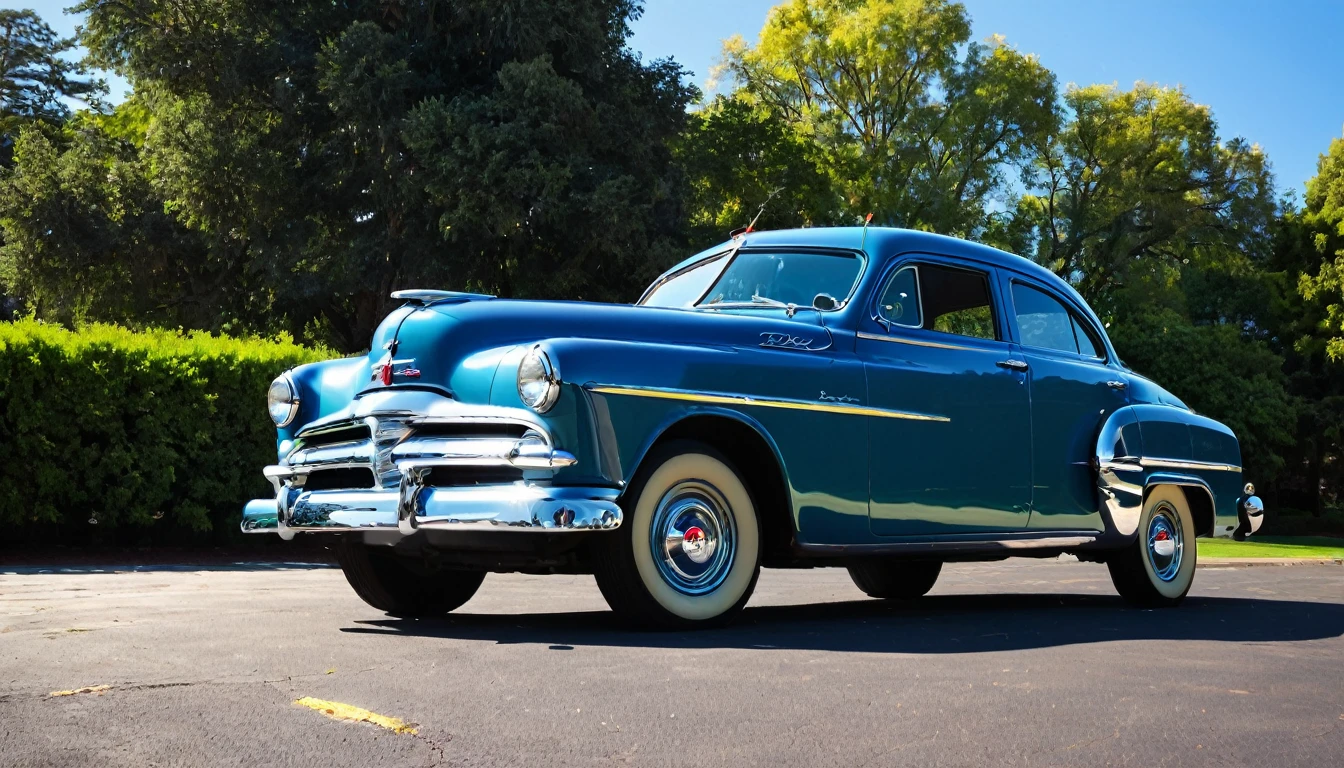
top-left (362, 298), bottom-right (835, 398)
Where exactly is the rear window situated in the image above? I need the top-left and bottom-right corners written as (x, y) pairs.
top-left (1012, 282), bottom-right (1103, 357)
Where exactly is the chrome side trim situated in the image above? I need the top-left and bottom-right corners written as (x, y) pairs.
top-left (1140, 457), bottom-right (1242, 473)
top-left (855, 331), bottom-right (979, 352)
top-left (796, 531), bottom-right (1100, 557)
top-left (585, 384), bottom-right (950, 423)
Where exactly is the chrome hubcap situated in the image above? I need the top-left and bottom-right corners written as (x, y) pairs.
top-left (1146, 503), bottom-right (1184, 582)
top-left (650, 480), bottom-right (736, 595)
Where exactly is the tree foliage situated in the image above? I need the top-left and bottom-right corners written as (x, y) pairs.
top-left (1297, 138), bottom-right (1344, 359)
top-left (61, 0), bottom-right (693, 349)
top-left (721, 0), bottom-right (1056, 236)
top-left (674, 95), bottom-right (840, 240)
top-left (0, 107), bottom-right (222, 328)
top-left (1007, 83), bottom-right (1276, 315)
top-left (0, 9), bottom-right (104, 165)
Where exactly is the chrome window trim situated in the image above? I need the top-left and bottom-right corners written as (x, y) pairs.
top-left (867, 256), bottom-right (1003, 343)
top-left (875, 264), bottom-right (923, 329)
top-left (1006, 275), bottom-right (1111, 364)
top-left (637, 249), bottom-right (732, 306)
top-left (1070, 315), bottom-right (1105, 361)
top-left (692, 246), bottom-right (867, 312)
top-left (855, 331), bottom-right (982, 353)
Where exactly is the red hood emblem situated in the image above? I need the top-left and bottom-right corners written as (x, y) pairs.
top-left (372, 358), bottom-right (418, 385)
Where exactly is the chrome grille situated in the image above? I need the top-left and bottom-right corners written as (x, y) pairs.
top-left (286, 415), bottom-right (553, 491)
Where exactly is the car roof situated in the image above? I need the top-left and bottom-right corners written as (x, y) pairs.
top-left (666, 226), bottom-right (1100, 326)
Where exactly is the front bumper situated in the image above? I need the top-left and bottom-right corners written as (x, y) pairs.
top-left (242, 483), bottom-right (622, 538)
top-left (242, 392), bottom-right (622, 539)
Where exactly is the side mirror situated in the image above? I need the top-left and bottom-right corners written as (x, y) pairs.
top-left (812, 293), bottom-right (839, 311)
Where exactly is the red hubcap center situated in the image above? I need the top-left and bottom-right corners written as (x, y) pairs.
top-left (684, 526), bottom-right (705, 544)
top-left (1155, 530), bottom-right (1170, 542)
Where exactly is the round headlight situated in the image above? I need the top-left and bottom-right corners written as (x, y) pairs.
top-left (517, 346), bottom-right (560, 413)
top-left (267, 373), bottom-right (300, 427)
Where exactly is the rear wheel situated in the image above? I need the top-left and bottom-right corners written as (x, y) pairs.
top-left (848, 560), bottom-right (942, 600)
top-left (1107, 485), bottom-right (1197, 607)
top-left (335, 537), bottom-right (486, 617)
top-left (592, 441), bottom-right (761, 630)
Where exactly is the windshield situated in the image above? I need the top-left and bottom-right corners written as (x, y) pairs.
top-left (699, 250), bottom-right (863, 309)
top-left (640, 253), bottom-right (729, 308)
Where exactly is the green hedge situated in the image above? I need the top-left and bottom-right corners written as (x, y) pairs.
top-left (0, 320), bottom-right (330, 545)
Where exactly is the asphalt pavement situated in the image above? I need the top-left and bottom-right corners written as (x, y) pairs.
top-left (2, 559), bottom-right (1342, 766)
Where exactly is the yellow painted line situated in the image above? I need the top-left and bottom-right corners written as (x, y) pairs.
top-left (294, 697), bottom-right (418, 735)
top-left (50, 684), bottom-right (111, 697)
top-left (587, 385), bottom-right (950, 423)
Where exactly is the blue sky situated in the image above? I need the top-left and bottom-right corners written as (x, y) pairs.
top-left (26, 0), bottom-right (1343, 196)
top-left (631, 0), bottom-right (1343, 198)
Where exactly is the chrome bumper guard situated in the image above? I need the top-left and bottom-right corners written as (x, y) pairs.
top-left (241, 401), bottom-right (622, 538)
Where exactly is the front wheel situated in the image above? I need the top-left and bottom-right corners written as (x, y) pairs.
top-left (1107, 485), bottom-right (1197, 607)
top-left (592, 441), bottom-right (761, 630)
top-left (335, 537), bottom-right (486, 617)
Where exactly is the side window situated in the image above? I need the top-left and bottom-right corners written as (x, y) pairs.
top-left (877, 262), bottom-right (997, 340)
top-left (1071, 316), bottom-right (1101, 358)
top-left (921, 264), bottom-right (997, 340)
top-left (877, 266), bottom-right (921, 327)
top-left (1013, 282), bottom-right (1099, 356)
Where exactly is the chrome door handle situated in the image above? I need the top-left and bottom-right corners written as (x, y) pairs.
top-left (996, 359), bottom-right (1029, 371)
top-left (1106, 380), bottom-right (1128, 390)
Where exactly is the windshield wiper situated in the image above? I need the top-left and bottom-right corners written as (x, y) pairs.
top-left (751, 294), bottom-right (798, 317)
top-left (698, 294), bottom-right (801, 317)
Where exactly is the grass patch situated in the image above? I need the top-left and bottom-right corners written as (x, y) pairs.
top-left (1198, 536), bottom-right (1344, 559)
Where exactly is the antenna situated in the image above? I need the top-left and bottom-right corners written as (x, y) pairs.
top-left (731, 186), bottom-right (785, 238)
top-left (860, 212), bottom-right (874, 250)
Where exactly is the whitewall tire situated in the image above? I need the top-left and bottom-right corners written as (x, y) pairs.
top-left (1107, 485), bottom-right (1197, 606)
top-left (592, 441), bottom-right (761, 629)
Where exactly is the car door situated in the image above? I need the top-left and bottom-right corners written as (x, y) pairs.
top-left (859, 255), bottom-right (1033, 536)
top-left (1002, 274), bottom-right (1130, 530)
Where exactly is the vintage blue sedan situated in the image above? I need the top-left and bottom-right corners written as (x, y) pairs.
top-left (244, 227), bottom-right (1265, 628)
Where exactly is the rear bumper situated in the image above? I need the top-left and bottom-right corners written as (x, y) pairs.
top-left (243, 482), bottom-right (622, 538)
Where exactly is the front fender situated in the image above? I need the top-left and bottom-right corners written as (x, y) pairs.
top-left (510, 336), bottom-right (870, 544)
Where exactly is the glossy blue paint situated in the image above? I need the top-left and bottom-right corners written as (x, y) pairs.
top-left (264, 227), bottom-right (1250, 550)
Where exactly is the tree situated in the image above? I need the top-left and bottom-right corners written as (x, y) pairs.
top-left (0, 105), bottom-right (221, 329)
top-left (72, 0), bottom-right (693, 350)
top-left (674, 94), bottom-right (841, 242)
top-left (1007, 83), bottom-right (1276, 317)
top-left (1297, 137), bottom-right (1344, 359)
top-left (720, 0), bottom-right (1056, 236)
top-left (1269, 137), bottom-right (1344, 514)
top-left (0, 9), bottom-right (104, 165)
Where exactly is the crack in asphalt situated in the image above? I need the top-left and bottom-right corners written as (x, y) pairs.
top-left (9, 669), bottom-right (358, 702)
